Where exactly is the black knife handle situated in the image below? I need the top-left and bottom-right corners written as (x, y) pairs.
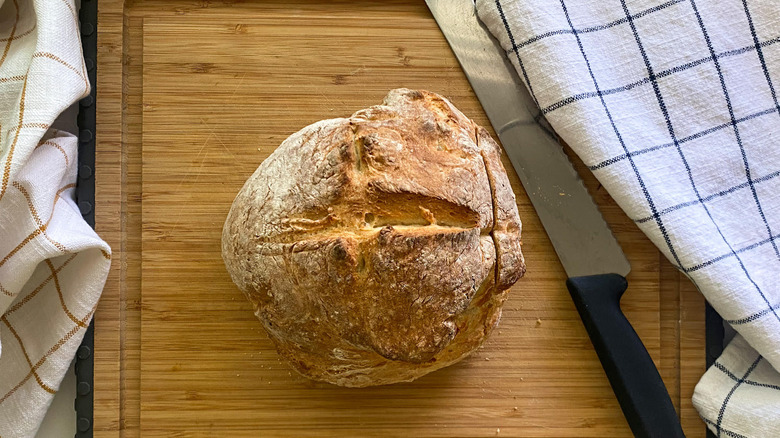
top-left (566, 274), bottom-right (685, 438)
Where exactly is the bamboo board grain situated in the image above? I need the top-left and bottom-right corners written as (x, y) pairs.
top-left (94, 1), bottom-right (707, 437)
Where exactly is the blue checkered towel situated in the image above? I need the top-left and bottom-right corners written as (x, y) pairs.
top-left (476, 0), bottom-right (780, 435)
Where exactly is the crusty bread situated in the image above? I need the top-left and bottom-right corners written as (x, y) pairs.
top-left (222, 89), bottom-right (525, 387)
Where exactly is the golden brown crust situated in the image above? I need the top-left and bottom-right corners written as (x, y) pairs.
top-left (222, 89), bottom-right (525, 387)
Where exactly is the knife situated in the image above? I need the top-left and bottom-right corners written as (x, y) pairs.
top-left (426, 1), bottom-right (685, 437)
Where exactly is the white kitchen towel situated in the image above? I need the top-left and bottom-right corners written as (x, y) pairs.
top-left (476, 0), bottom-right (780, 436)
top-left (0, 0), bottom-right (111, 437)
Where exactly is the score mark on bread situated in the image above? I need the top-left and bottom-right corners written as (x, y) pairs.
top-left (222, 89), bottom-right (525, 387)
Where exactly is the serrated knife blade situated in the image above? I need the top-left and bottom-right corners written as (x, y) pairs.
top-left (428, 0), bottom-right (628, 278)
top-left (427, 1), bottom-right (685, 437)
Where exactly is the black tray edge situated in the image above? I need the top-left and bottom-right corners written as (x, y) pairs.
top-left (75, 0), bottom-right (97, 436)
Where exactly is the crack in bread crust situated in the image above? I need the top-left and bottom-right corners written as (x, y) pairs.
top-left (222, 88), bottom-right (525, 387)
top-left (476, 125), bottom-right (502, 292)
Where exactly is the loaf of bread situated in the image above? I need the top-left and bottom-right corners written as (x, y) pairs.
top-left (222, 89), bottom-right (525, 387)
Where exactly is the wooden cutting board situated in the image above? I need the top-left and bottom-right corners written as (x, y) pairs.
top-left (94, 1), bottom-right (707, 437)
